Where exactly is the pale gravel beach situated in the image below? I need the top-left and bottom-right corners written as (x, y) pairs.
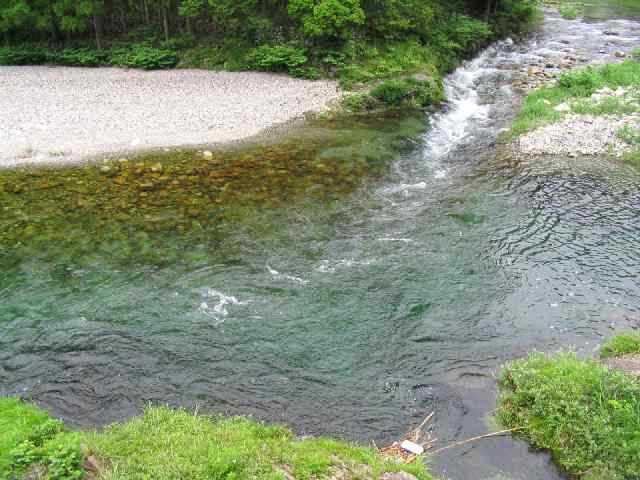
top-left (0, 66), bottom-right (342, 167)
top-left (517, 114), bottom-right (639, 157)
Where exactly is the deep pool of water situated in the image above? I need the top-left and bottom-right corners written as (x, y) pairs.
top-left (1, 7), bottom-right (640, 480)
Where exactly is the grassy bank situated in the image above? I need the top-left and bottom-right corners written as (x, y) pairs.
top-left (601, 332), bottom-right (640, 358)
top-left (497, 334), bottom-right (640, 480)
top-left (508, 58), bottom-right (640, 163)
top-left (543, 0), bottom-right (640, 19)
top-left (0, 398), bottom-right (431, 480)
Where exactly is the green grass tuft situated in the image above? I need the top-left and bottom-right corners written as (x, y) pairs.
top-left (510, 60), bottom-right (640, 138)
top-left (601, 332), bottom-right (640, 359)
top-left (0, 398), bottom-right (83, 479)
top-left (559, 4), bottom-right (580, 19)
top-left (0, 399), bottom-right (433, 480)
top-left (497, 353), bottom-right (640, 480)
top-left (86, 406), bottom-right (431, 479)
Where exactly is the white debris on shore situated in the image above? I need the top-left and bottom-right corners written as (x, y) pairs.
top-left (0, 66), bottom-right (342, 168)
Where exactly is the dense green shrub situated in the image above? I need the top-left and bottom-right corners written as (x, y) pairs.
top-left (559, 3), bottom-right (580, 19)
top-left (341, 92), bottom-right (379, 111)
top-left (110, 45), bottom-right (178, 69)
top-left (431, 13), bottom-right (493, 57)
top-left (288, 0), bottom-right (366, 39)
top-left (558, 67), bottom-right (602, 95)
top-left (371, 77), bottom-right (444, 107)
top-left (363, 0), bottom-right (437, 40)
top-left (56, 48), bottom-right (108, 66)
top-left (498, 353), bottom-right (640, 479)
top-left (0, 44), bottom-right (178, 69)
top-left (1, 398), bottom-right (84, 480)
top-left (245, 43), bottom-right (314, 77)
top-left (492, 0), bottom-right (539, 37)
top-left (0, 45), bottom-right (48, 64)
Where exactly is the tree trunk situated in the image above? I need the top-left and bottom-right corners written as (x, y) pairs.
top-left (92, 1), bottom-right (104, 49)
top-left (163, 5), bottom-right (170, 41)
top-left (484, 0), bottom-right (493, 22)
top-left (119, 0), bottom-right (127, 34)
top-left (49, 5), bottom-right (63, 43)
top-left (143, 0), bottom-right (150, 24)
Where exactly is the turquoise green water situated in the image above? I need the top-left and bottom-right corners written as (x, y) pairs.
top-left (2, 7), bottom-right (640, 480)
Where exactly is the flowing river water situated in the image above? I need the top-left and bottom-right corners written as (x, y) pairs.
top-left (2, 5), bottom-right (640, 480)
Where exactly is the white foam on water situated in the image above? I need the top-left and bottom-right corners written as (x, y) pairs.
top-left (266, 265), bottom-right (308, 285)
top-left (383, 181), bottom-right (428, 195)
top-left (422, 50), bottom-right (494, 160)
top-left (378, 237), bottom-right (414, 243)
top-left (199, 289), bottom-right (247, 324)
top-left (314, 259), bottom-right (374, 273)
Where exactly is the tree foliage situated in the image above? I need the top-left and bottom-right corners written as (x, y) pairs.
top-left (0, 0), bottom-right (537, 48)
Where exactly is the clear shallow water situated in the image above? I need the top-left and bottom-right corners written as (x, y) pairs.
top-left (2, 9), bottom-right (640, 480)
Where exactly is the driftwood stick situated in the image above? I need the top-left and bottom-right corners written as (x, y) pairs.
top-left (429, 428), bottom-right (519, 455)
top-left (411, 412), bottom-right (435, 435)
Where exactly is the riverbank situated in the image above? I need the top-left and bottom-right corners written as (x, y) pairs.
top-left (0, 0), bottom-right (542, 168)
top-left (496, 333), bottom-right (640, 480)
top-left (0, 398), bottom-right (431, 480)
top-left (509, 57), bottom-right (640, 163)
top-left (0, 66), bottom-right (342, 168)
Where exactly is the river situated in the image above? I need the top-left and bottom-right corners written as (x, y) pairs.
top-left (1, 5), bottom-right (640, 480)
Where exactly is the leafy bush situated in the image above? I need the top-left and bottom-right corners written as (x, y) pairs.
top-left (341, 92), bottom-right (378, 111)
top-left (492, 0), bottom-right (540, 37)
top-left (10, 440), bottom-right (40, 470)
top-left (600, 332), bottom-right (640, 358)
top-left (1, 398), bottom-right (84, 480)
top-left (45, 444), bottom-right (84, 480)
top-left (56, 48), bottom-right (108, 66)
top-left (110, 45), bottom-right (178, 69)
top-left (0, 45), bottom-right (49, 64)
top-left (363, 0), bottom-right (437, 40)
top-left (558, 67), bottom-right (602, 95)
top-left (246, 43), bottom-right (319, 78)
top-left (431, 14), bottom-right (492, 58)
top-left (498, 353), bottom-right (640, 479)
top-left (371, 77), bottom-right (443, 107)
top-left (288, 0), bottom-right (366, 39)
top-left (559, 4), bottom-right (579, 19)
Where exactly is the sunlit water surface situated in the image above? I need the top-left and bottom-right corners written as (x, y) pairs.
top-left (2, 7), bottom-right (640, 480)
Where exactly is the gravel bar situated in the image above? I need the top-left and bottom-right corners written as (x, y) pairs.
top-left (0, 66), bottom-right (342, 167)
top-left (517, 114), bottom-right (639, 158)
